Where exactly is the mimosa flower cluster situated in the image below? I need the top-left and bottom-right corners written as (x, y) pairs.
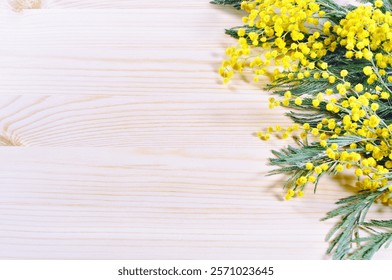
top-left (214, 0), bottom-right (392, 259)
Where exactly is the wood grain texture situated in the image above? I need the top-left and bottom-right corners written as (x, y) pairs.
top-left (0, 0), bottom-right (391, 259)
top-left (0, 6), bottom-right (253, 96)
top-left (0, 147), bottom-right (375, 259)
top-left (0, 95), bottom-right (289, 148)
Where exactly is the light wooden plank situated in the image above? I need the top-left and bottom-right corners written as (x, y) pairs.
top-left (0, 147), bottom-right (390, 259)
top-left (40, 0), bottom-right (355, 9)
top-left (0, 95), bottom-right (290, 148)
top-left (4, 0), bottom-right (228, 10)
top-left (0, 147), bottom-right (364, 259)
top-left (42, 0), bottom-right (226, 9)
top-left (0, 7), bottom-right (257, 96)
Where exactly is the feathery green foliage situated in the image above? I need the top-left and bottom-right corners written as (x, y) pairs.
top-left (210, 0), bottom-right (243, 9)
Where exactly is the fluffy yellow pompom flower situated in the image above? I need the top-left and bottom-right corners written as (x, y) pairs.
top-left (363, 66), bottom-right (373, 76)
top-left (340, 70), bottom-right (348, 77)
top-left (375, 0), bottom-right (383, 8)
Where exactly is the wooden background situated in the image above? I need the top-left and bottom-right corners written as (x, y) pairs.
top-left (0, 0), bottom-right (390, 259)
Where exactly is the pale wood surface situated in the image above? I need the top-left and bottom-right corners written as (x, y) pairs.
top-left (0, 0), bottom-right (390, 259)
